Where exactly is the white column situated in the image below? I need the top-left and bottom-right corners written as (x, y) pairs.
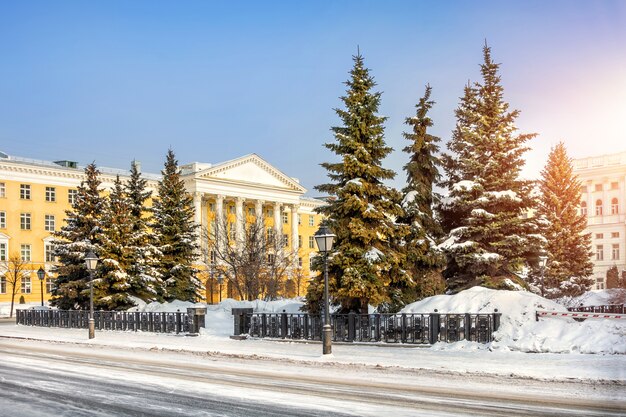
top-left (193, 192), bottom-right (202, 226)
top-left (236, 197), bottom-right (245, 243)
top-left (255, 200), bottom-right (264, 230)
top-left (216, 195), bottom-right (225, 252)
top-left (274, 202), bottom-right (282, 242)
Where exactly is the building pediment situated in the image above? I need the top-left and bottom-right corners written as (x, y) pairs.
top-left (192, 154), bottom-right (306, 193)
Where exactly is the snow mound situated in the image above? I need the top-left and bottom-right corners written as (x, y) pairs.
top-left (559, 289), bottom-right (626, 308)
top-left (401, 287), bottom-right (626, 354)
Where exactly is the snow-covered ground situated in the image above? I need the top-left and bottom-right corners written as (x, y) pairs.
top-left (2, 287), bottom-right (625, 385)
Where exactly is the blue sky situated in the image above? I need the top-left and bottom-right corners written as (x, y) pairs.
top-left (1, 1), bottom-right (625, 194)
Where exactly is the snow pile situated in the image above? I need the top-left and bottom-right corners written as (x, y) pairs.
top-left (559, 289), bottom-right (626, 308)
top-left (0, 302), bottom-right (50, 318)
top-left (401, 287), bottom-right (626, 354)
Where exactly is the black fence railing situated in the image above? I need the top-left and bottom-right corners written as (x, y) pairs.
top-left (567, 304), bottom-right (625, 314)
top-left (244, 311), bottom-right (501, 344)
top-left (16, 309), bottom-right (191, 334)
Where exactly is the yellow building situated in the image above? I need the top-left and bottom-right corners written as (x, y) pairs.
top-left (0, 152), bottom-right (325, 305)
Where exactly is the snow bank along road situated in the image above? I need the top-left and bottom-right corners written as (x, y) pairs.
top-left (0, 338), bottom-right (624, 417)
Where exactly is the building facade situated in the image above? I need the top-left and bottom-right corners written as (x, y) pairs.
top-left (0, 152), bottom-right (325, 305)
top-left (573, 151), bottom-right (626, 289)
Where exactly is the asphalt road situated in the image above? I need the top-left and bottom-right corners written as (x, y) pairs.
top-left (0, 338), bottom-right (624, 417)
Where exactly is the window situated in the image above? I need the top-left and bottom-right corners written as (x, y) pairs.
top-left (580, 201), bottom-right (587, 216)
top-left (266, 208), bottom-right (273, 218)
top-left (46, 278), bottom-right (54, 293)
top-left (210, 250), bottom-right (217, 264)
top-left (229, 223), bottom-right (236, 241)
top-left (282, 212), bottom-right (288, 224)
top-left (283, 234), bottom-right (289, 247)
top-left (0, 242), bottom-right (6, 261)
top-left (21, 275), bottom-right (31, 294)
top-left (612, 232), bottom-right (620, 239)
top-left (45, 215), bottom-right (55, 231)
top-left (248, 207), bottom-right (255, 216)
top-left (298, 214), bottom-right (301, 225)
top-left (611, 182), bottom-right (619, 190)
top-left (298, 257), bottom-right (303, 268)
top-left (45, 187), bottom-right (56, 202)
top-left (595, 199), bottom-right (603, 216)
top-left (0, 277), bottom-right (6, 294)
top-left (298, 235), bottom-right (302, 248)
top-left (596, 245), bottom-right (603, 261)
top-left (309, 215), bottom-right (314, 227)
top-left (595, 233), bottom-right (604, 239)
top-left (611, 198), bottom-right (619, 215)
top-left (612, 244), bottom-right (620, 260)
top-left (0, 182), bottom-right (5, 197)
top-left (209, 203), bottom-right (215, 212)
top-left (68, 189), bottom-right (78, 205)
top-left (0, 211), bottom-right (5, 228)
top-left (45, 244), bottom-right (55, 262)
top-left (20, 184), bottom-right (31, 199)
top-left (20, 213), bottom-right (31, 230)
top-left (595, 184), bottom-right (603, 192)
top-left (21, 244), bottom-right (31, 261)
top-left (229, 206), bottom-right (235, 214)
top-left (267, 253), bottom-right (275, 264)
top-left (309, 236), bottom-right (315, 249)
top-left (267, 227), bottom-right (274, 239)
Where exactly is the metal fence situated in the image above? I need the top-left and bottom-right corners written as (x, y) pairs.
top-left (16, 309), bottom-right (191, 334)
top-left (567, 305), bottom-right (625, 314)
top-left (244, 311), bottom-right (501, 344)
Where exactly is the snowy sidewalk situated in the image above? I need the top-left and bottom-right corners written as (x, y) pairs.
top-left (1, 323), bottom-right (624, 383)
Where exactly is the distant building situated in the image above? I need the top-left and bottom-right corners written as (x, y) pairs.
top-left (0, 152), bottom-right (325, 304)
top-left (573, 151), bottom-right (626, 289)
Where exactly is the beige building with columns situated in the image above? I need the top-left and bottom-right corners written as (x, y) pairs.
top-left (573, 151), bottom-right (626, 289)
top-left (0, 152), bottom-right (325, 304)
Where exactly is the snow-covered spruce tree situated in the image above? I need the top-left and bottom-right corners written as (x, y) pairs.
top-left (51, 163), bottom-right (105, 310)
top-left (96, 176), bottom-right (136, 310)
top-left (394, 85), bottom-right (445, 308)
top-left (307, 53), bottom-right (410, 314)
top-left (533, 142), bottom-right (593, 298)
top-left (438, 44), bottom-right (541, 292)
top-left (125, 161), bottom-right (162, 301)
top-left (151, 149), bottom-right (200, 302)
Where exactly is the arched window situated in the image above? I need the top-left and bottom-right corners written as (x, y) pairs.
top-left (580, 201), bottom-right (587, 216)
top-left (595, 199), bottom-right (603, 216)
top-left (611, 198), bottom-right (619, 215)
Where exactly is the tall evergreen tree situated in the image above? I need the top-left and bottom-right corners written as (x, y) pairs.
top-left (96, 176), bottom-right (135, 310)
top-left (534, 142), bottom-right (593, 298)
top-left (439, 44), bottom-right (541, 291)
top-left (308, 53), bottom-right (410, 314)
top-left (125, 161), bottom-right (162, 301)
top-left (51, 163), bottom-right (104, 309)
top-left (395, 85), bottom-right (445, 307)
top-left (151, 149), bottom-right (200, 302)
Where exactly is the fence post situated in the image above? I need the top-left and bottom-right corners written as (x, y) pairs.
top-left (464, 313), bottom-right (471, 341)
top-left (345, 312), bottom-right (355, 342)
top-left (401, 314), bottom-right (407, 343)
top-left (375, 314), bottom-right (381, 342)
top-left (429, 310), bottom-right (440, 344)
top-left (493, 309), bottom-right (500, 332)
top-left (280, 311), bottom-right (288, 338)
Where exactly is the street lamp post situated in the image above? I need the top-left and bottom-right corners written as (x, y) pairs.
top-left (314, 225), bottom-right (336, 355)
top-left (218, 273), bottom-right (224, 303)
top-left (84, 251), bottom-right (99, 339)
top-left (36, 267), bottom-right (45, 307)
top-left (538, 255), bottom-right (548, 298)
